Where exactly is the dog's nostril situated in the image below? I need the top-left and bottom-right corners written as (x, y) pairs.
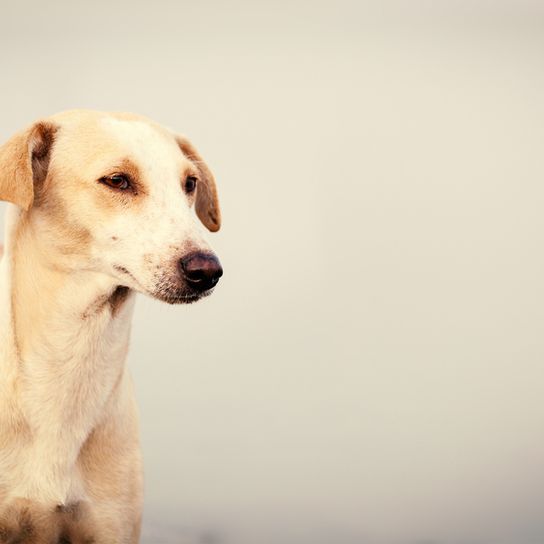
top-left (179, 252), bottom-right (223, 291)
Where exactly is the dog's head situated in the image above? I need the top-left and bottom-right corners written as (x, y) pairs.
top-left (0, 110), bottom-right (222, 303)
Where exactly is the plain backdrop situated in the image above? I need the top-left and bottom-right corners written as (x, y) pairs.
top-left (1, 1), bottom-right (544, 543)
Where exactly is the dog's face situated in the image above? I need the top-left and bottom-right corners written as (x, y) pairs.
top-left (0, 110), bottom-right (222, 303)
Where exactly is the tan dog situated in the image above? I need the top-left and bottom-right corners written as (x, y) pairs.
top-left (0, 110), bottom-right (222, 543)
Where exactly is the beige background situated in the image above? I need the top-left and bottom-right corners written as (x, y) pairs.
top-left (1, 1), bottom-right (544, 543)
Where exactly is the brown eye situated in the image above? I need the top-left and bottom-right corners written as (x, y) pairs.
top-left (185, 176), bottom-right (197, 194)
top-left (100, 174), bottom-right (131, 191)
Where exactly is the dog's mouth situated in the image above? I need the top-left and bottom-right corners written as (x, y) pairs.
top-left (113, 264), bottom-right (214, 305)
top-left (113, 265), bottom-right (138, 283)
top-left (151, 273), bottom-right (215, 304)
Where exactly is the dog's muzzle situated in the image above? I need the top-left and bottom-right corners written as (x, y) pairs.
top-left (179, 252), bottom-right (223, 292)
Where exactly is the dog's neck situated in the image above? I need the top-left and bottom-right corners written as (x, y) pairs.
top-left (0, 206), bottom-right (136, 504)
top-left (7, 210), bottom-right (135, 361)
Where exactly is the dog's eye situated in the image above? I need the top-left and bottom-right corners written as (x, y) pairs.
top-left (185, 176), bottom-right (197, 194)
top-left (100, 174), bottom-right (131, 191)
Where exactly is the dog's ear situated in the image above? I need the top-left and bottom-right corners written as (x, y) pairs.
top-left (176, 135), bottom-right (221, 232)
top-left (0, 121), bottom-right (57, 210)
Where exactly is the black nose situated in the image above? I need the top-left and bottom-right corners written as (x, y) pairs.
top-left (179, 252), bottom-right (223, 292)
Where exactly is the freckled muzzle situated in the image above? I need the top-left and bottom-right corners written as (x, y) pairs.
top-left (179, 252), bottom-right (223, 292)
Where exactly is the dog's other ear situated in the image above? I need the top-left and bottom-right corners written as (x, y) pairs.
top-left (176, 135), bottom-right (221, 232)
top-left (0, 121), bottom-right (57, 210)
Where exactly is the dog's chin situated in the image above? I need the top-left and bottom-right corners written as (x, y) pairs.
top-left (150, 286), bottom-right (213, 305)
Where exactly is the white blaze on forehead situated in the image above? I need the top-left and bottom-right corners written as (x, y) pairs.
top-left (99, 117), bottom-right (189, 190)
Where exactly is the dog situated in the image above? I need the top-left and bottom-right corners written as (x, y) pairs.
top-left (0, 110), bottom-right (222, 543)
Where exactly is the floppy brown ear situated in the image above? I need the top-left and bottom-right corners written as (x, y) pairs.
top-left (0, 121), bottom-right (57, 210)
top-left (176, 135), bottom-right (221, 232)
